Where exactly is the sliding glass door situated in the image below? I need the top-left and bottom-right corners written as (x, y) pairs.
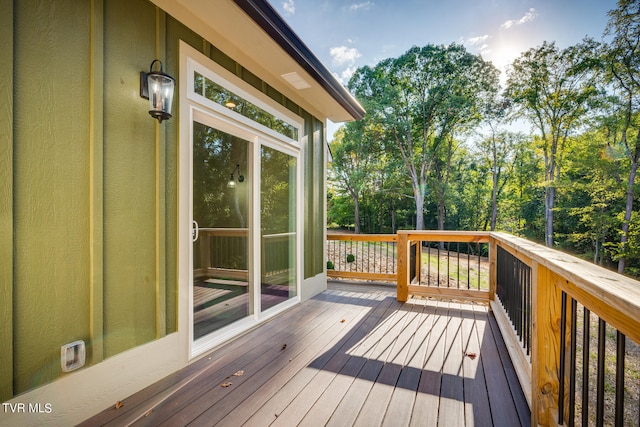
top-left (184, 45), bottom-right (302, 354)
top-left (260, 146), bottom-right (297, 311)
top-left (191, 118), bottom-right (299, 347)
top-left (192, 121), bottom-right (251, 340)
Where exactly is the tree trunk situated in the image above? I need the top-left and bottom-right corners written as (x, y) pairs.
top-left (491, 171), bottom-right (498, 231)
top-left (545, 186), bottom-right (555, 247)
top-left (618, 130), bottom-right (640, 273)
top-left (415, 189), bottom-right (425, 230)
top-left (438, 197), bottom-right (445, 231)
top-left (390, 201), bottom-right (396, 234)
top-left (353, 196), bottom-right (361, 234)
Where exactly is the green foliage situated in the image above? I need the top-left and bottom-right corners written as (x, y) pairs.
top-left (505, 39), bottom-right (601, 247)
top-left (346, 254), bottom-right (355, 263)
top-left (345, 43), bottom-right (500, 230)
top-left (326, 260), bottom-right (335, 270)
top-left (325, 16), bottom-right (640, 277)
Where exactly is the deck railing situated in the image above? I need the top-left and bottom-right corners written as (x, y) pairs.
top-left (195, 228), bottom-right (295, 282)
top-left (327, 230), bottom-right (640, 426)
top-left (326, 233), bottom-right (398, 282)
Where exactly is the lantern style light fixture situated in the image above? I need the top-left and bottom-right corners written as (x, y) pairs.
top-left (227, 164), bottom-right (244, 188)
top-left (140, 59), bottom-right (175, 123)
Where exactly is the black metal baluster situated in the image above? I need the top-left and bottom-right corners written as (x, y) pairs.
top-left (559, 291), bottom-right (568, 425)
top-left (427, 241), bottom-right (431, 286)
top-left (437, 243), bottom-right (440, 287)
top-left (615, 331), bottom-right (625, 427)
top-left (582, 307), bottom-right (590, 427)
top-left (596, 318), bottom-right (606, 427)
top-left (477, 242), bottom-right (481, 291)
top-left (364, 240), bottom-right (368, 273)
top-left (447, 241), bottom-right (451, 287)
top-left (526, 267), bottom-right (531, 356)
top-left (570, 298), bottom-right (578, 426)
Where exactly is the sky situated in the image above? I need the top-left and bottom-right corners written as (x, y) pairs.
top-left (272, 0), bottom-right (619, 135)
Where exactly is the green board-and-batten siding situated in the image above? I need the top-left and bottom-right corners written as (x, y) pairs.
top-left (0, 0), bottom-right (14, 402)
top-left (0, 0), bottom-right (325, 401)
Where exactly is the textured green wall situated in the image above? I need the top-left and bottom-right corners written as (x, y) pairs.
top-left (0, 0), bottom-right (14, 401)
top-left (1, 0), bottom-right (326, 400)
top-left (12, 0), bottom-right (92, 395)
top-left (102, 0), bottom-right (160, 358)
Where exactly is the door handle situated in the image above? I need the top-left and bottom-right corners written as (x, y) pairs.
top-left (192, 220), bottom-right (199, 242)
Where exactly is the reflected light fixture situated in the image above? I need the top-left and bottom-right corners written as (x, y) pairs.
top-left (227, 164), bottom-right (244, 188)
top-left (140, 59), bottom-right (175, 123)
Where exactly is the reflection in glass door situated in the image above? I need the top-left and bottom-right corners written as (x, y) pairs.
top-left (192, 121), bottom-right (251, 340)
top-left (260, 146), bottom-right (297, 311)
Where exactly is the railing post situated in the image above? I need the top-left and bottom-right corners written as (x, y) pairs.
top-left (200, 233), bottom-right (210, 272)
top-left (397, 231), bottom-right (409, 302)
top-left (415, 240), bottom-right (421, 284)
top-left (489, 235), bottom-right (497, 301)
top-left (531, 261), bottom-right (563, 426)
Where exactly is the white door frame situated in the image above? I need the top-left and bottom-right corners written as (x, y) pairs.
top-left (178, 41), bottom-right (303, 360)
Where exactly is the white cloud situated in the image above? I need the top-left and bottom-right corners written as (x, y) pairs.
top-left (463, 35), bottom-right (492, 56)
top-left (282, 0), bottom-right (295, 16)
top-left (341, 66), bottom-right (357, 83)
top-left (349, 2), bottom-right (373, 12)
top-left (501, 8), bottom-right (538, 29)
top-left (467, 34), bottom-right (490, 46)
top-left (332, 66), bottom-right (357, 85)
top-left (330, 46), bottom-right (362, 66)
top-left (478, 44), bottom-right (491, 56)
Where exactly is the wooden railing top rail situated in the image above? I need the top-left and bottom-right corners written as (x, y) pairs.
top-left (491, 231), bottom-right (640, 345)
top-left (326, 233), bottom-right (397, 242)
top-left (397, 230), bottom-right (491, 243)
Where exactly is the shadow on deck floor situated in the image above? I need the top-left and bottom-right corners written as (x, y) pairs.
top-left (81, 281), bottom-right (530, 426)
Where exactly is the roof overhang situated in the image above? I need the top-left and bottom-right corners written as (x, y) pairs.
top-left (151, 0), bottom-right (365, 123)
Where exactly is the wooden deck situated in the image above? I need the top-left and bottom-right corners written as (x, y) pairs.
top-left (81, 282), bottom-right (530, 426)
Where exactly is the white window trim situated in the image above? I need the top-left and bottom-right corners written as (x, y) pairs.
top-left (185, 46), bottom-right (302, 148)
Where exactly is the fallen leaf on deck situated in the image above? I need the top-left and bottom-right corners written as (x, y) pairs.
top-left (465, 352), bottom-right (477, 360)
top-left (114, 401), bottom-right (124, 410)
top-left (340, 319), bottom-right (346, 323)
top-left (233, 370), bottom-right (244, 377)
top-left (281, 344), bottom-right (287, 351)
top-left (221, 382), bottom-right (232, 387)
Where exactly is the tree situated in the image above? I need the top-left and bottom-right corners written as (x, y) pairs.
top-left (505, 40), bottom-right (600, 247)
top-left (349, 44), bottom-right (499, 230)
top-left (604, 0), bottom-right (640, 273)
top-left (328, 121), bottom-right (382, 234)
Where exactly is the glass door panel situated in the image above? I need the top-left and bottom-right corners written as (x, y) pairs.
top-left (192, 121), bottom-right (251, 340)
top-left (260, 146), bottom-right (297, 311)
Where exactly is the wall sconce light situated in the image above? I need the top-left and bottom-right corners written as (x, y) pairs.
top-left (227, 164), bottom-right (244, 188)
top-left (140, 59), bottom-right (175, 123)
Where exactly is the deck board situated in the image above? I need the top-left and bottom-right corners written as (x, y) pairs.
top-left (81, 282), bottom-right (530, 427)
